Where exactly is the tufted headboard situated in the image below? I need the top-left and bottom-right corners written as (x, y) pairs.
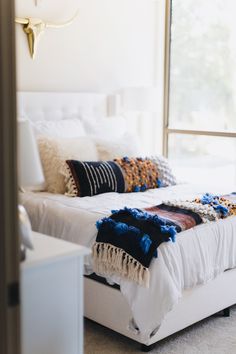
top-left (17, 92), bottom-right (119, 122)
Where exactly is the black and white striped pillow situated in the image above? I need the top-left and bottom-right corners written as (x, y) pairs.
top-left (65, 160), bottom-right (125, 197)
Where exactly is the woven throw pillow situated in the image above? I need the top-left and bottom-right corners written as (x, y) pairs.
top-left (65, 157), bottom-right (160, 197)
top-left (37, 136), bottom-right (98, 194)
top-left (114, 157), bottom-right (159, 193)
top-left (65, 160), bottom-right (125, 197)
top-left (150, 155), bottom-right (177, 187)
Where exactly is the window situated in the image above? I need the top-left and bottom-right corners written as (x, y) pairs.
top-left (164, 0), bottom-right (236, 188)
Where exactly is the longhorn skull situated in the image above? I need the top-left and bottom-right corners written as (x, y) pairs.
top-left (15, 11), bottom-right (79, 59)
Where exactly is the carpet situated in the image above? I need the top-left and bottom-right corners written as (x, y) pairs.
top-left (84, 305), bottom-right (236, 354)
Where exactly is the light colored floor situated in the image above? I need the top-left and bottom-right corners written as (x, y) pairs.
top-left (84, 305), bottom-right (236, 354)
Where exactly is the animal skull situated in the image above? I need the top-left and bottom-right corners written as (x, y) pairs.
top-left (15, 11), bottom-right (79, 59)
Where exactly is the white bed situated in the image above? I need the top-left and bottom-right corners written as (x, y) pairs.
top-left (18, 92), bottom-right (236, 351)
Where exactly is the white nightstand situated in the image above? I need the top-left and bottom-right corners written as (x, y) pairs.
top-left (21, 232), bottom-right (90, 354)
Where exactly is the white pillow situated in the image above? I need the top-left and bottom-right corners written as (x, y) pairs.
top-left (37, 136), bottom-right (98, 194)
top-left (95, 132), bottom-right (142, 161)
top-left (32, 119), bottom-right (86, 138)
top-left (84, 116), bottom-right (127, 140)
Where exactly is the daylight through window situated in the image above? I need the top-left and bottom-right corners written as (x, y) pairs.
top-left (166, 0), bottom-right (236, 188)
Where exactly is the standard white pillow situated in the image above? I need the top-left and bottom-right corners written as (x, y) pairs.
top-left (95, 132), bottom-right (142, 160)
top-left (32, 119), bottom-right (86, 138)
top-left (84, 116), bottom-right (127, 140)
top-left (37, 136), bottom-right (98, 194)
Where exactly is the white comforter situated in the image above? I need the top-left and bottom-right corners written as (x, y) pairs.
top-left (21, 184), bottom-right (236, 340)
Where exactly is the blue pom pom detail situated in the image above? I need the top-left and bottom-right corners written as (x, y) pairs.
top-left (200, 193), bottom-right (219, 205)
top-left (96, 217), bottom-right (114, 230)
top-left (140, 234), bottom-right (152, 254)
top-left (118, 207), bottom-right (166, 228)
top-left (96, 219), bottom-right (103, 230)
top-left (140, 184), bottom-right (147, 192)
top-left (160, 225), bottom-right (177, 242)
top-left (134, 186), bottom-right (141, 192)
top-left (153, 249), bottom-right (158, 258)
top-left (199, 193), bottom-right (228, 217)
top-left (157, 179), bottom-right (163, 188)
top-left (96, 217), bottom-right (118, 234)
top-left (214, 204), bottom-right (229, 216)
top-left (114, 222), bottom-right (130, 235)
top-left (96, 216), bottom-right (143, 237)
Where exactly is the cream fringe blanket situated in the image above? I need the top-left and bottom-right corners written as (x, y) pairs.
top-left (92, 243), bottom-right (150, 287)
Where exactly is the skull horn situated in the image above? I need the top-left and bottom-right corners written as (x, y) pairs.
top-left (15, 10), bottom-right (79, 59)
top-left (15, 17), bottom-right (29, 25)
top-left (45, 10), bottom-right (79, 28)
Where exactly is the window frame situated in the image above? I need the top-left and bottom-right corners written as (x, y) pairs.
top-left (163, 0), bottom-right (236, 157)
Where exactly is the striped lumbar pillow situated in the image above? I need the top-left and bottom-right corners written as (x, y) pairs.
top-left (65, 157), bottom-right (161, 197)
top-left (65, 160), bottom-right (125, 197)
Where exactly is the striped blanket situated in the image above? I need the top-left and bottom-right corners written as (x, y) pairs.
top-left (93, 193), bottom-right (236, 287)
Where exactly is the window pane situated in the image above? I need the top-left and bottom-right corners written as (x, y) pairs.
top-left (168, 134), bottom-right (236, 188)
top-left (169, 0), bottom-right (236, 132)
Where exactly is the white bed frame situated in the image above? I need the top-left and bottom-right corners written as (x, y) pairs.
top-left (18, 91), bottom-right (236, 351)
top-left (85, 270), bottom-right (236, 350)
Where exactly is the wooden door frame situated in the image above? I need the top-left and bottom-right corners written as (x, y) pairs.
top-left (0, 0), bottom-right (20, 353)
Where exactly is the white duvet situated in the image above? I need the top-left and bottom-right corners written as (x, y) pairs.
top-left (21, 183), bottom-right (236, 340)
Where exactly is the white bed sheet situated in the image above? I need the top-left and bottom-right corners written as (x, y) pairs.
top-left (21, 183), bottom-right (236, 340)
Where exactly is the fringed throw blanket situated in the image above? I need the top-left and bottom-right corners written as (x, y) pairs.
top-left (92, 193), bottom-right (236, 287)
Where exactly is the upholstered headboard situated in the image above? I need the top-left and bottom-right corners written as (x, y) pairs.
top-left (17, 92), bottom-right (118, 121)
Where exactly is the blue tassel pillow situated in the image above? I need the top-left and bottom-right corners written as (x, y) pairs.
top-left (65, 157), bottom-right (162, 197)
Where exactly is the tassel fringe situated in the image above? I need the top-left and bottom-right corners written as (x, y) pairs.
top-left (92, 242), bottom-right (150, 288)
top-left (63, 163), bottom-right (79, 197)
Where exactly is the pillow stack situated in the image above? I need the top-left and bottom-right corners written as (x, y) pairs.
top-left (31, 116), bottom-right (176, 197)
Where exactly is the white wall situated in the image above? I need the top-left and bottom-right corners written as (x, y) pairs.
top-left (16, 0), bottom-right (160, 92)
top-left (15, 0), bottom-right (166, 153)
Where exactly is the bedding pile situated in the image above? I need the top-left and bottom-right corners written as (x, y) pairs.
top-left (93, 193), bottom-right (236, 287)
